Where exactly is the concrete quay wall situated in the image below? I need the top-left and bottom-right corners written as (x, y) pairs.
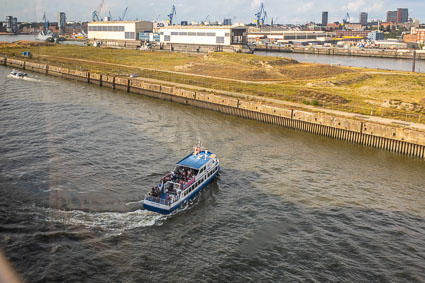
top-left (255, 46), bottom-right (425, 60)
top-left (2, 55), bottom-right (425, 158)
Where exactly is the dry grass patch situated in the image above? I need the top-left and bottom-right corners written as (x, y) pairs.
top-left (277, 63), bottom-right (352, 80)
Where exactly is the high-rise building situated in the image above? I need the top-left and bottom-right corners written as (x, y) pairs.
top-left (386, 11), bottom-right (397, 23)
top-left (322, 11), bottom-right (328, 26)
top-left (397, 8), bottom-right (408, 23)
top-left (5, 16), bottom-right (13, 33)
top-left (58, 12), bottom-right (66, 34)
top-left (223, 18), bottom-right (232, 25)
top-left (11, 17), bottom-right (17, 33)
top-left (359, 12), bottom-right (368, 26)
top-left (5, 16), bottom-right (18, 33)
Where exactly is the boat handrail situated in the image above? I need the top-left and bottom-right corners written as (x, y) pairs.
top-left (144, 163), bottom-right (219, 207)
top-left (145, 195), bottom-right (173, 206)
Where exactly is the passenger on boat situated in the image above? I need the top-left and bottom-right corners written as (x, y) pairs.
top-left (150, 187), bottom-right (160, 197)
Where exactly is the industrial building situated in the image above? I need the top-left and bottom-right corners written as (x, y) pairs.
top-left (367, 31), bottom-right (385, 41)
top-left (87, 21), bottom-right (153, 47)
top-left (159, 26), bottom-right (249, 53)
top-left (248, 30), bottom-right (335, 45)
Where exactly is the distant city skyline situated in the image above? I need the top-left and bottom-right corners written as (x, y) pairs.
top-left (1, 0), bottom-right (424, 24)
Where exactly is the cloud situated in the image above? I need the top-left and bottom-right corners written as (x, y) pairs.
top-left (297, 2), bottom-right (314, 13)
top-left (250, 0), bottom-right (262, 9)
top-left (0, 0), bottom-right (424, 23)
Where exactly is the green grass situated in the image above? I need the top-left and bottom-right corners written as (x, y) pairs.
top-left (1, 42), bottom-right (425, 123)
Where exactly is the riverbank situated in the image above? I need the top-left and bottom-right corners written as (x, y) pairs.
top-left (255, 45), bottom-right (425, 60)
top-left (1, 42), bottom-right (425, 124)
top-left (2, 54), bottom-right (425, 158)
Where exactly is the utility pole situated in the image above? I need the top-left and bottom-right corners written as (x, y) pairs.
top-left (412, 50), bottom-right (416, 72)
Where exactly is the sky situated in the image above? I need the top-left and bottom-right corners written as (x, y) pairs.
top-left (1, 0), bottom-right (424, 24)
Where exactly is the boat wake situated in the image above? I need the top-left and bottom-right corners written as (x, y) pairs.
top-left (7, 74), bottom-right (42, 82)
top-left (45, 207), bottom-right (165, 233)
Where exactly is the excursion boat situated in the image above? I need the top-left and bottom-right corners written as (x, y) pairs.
top-left (143, 145), bottom-right (220, 214)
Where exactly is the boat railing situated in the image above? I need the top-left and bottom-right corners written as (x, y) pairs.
top-left (145, 195), bottom-right (172, 206)
top-left (145, 194), bottom-right (183, 206)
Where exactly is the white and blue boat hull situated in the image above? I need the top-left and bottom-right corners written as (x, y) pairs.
top-left (143, 150), bottom-right (220, 214)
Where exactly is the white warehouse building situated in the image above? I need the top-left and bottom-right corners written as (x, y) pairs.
top-left (159, 26), bottom-right (249, 53)
top-left (87, 21), bottom-right (153, 48)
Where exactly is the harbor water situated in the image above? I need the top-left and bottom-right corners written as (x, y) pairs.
top-left (0, 34), bottom-right (86, 46)
top-left (1, 66), bottom-right (425, 282)
top-left (256, 50), bottom-right (425, 73)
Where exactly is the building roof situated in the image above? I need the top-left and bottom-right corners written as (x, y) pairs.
top-left (176, 152), bottom-right (214, 169)
top-left (160, 25), bottom-right (246, 30)
top-left (88, 21), bottom-right (151, 25)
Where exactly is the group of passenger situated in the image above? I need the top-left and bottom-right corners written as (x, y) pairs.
top-left (159, 167), bottom-right (196, 186)
top-left (149, 186), bottom-right (161, 197)
top-left (149, 167), bottom-right (197, 199)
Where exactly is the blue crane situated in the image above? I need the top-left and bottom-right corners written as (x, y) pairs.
top-left (119, 7), bottom-right (128, 21)
top-left (168, 5), bottom-right (176, 25)
top-left (343, 12), bottom-right (350, 24)
top-left (42, 12), bottom-right (49, 30)
top-left (92, 0), bottom-right (104, 22)
top-left (203, 15), bottom-right (210, 24)
top-left (254, 3), bottom-right (267, 27)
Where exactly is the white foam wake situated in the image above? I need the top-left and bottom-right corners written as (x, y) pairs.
top-left (7, 74), bottom-right (42, 82)
top-left (45, 208), bottom-right (165, 233)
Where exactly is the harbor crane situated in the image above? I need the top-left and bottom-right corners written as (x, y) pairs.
top-left (340, 12), bottom-right (350, 29)
top-left (254, 3), bottom-right (267, 27)
top-left (167, 5), bottom-right (176, 25)
top-left (203, 15), bottom-right (210, 25)
top-left (42, 12), bottom-right (49, 30)
top-left (342, 12), bottom-right (350, 24)
top-left (92, 0), bottom-right (104, 22)
top-left (119, 7), bottom-right (128, 21)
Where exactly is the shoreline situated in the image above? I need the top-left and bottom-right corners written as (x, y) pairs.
top-left (2, 55), bottom-right (425, 159)
top-left (255, 45), bottom-right (425, 60)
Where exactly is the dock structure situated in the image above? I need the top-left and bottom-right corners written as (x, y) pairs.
top-left (2, 55), bottom-right (425, 159)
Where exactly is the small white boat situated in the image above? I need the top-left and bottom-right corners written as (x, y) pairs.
top-left (8, 69), bottom-right (28, 78)
top-left (143, 144), bottom-right (220, 214)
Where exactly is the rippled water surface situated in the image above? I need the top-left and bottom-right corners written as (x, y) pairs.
top-left (256, 50), bottom-right (425, 73)
top-left (1, 66), bottom-right (425, 282)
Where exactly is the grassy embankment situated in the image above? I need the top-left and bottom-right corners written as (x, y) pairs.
top-left (1, 41), bottom-right (425, 123)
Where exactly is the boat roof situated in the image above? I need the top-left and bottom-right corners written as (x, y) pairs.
top-left (176, 152), bottom-right (214, 170)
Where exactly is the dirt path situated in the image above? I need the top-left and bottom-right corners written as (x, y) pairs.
top-left (35, 54), bottom-right (286, 85)
top-left (32, 54), bottom-right (425, 131)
